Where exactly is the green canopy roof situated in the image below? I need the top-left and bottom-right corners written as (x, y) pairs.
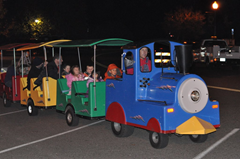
top-left (48, 38), bottom-right (133, 47)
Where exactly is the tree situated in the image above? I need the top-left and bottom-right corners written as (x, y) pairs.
top-left (0, 0), bottom-right (14, 38)
top-left (163, 7), bottom-right (205, 41)
top-left (22, 14), bottom-right (53, 40)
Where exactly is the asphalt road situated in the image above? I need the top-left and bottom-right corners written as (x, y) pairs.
top-left (0, 63), bottom-right (240, 159)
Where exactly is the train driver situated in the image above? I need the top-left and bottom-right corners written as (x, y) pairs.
top-left (140, 47), bottom-right (151, 72)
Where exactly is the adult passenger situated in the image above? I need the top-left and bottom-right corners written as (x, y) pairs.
top-left (34, 54), bottom-right (63, 86)
top-left (26, 57), bottom-right (47, 90)
top-left (140, 47), bottom-right (151, 72)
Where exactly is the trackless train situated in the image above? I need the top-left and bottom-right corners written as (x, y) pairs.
top-left (0, 38), bottom-right (220, 149)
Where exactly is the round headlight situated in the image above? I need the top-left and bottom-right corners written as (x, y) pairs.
top-left (191, 90), bottom-right (200, 102)
top-left (178, 78), bottom-right (208, 114)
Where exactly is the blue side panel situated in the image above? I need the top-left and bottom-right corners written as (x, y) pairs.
top-left (106, 73), bottom-right (220, 131)
top-left (146, 73), bottom-right (184, 105)
top-left (136, 43), bottom-right (154, 100)
top-left (105, 75), bottom-right (136, 117)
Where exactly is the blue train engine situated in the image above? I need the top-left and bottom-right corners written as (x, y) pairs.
top-left (105, 40), bottom-right (220, 149)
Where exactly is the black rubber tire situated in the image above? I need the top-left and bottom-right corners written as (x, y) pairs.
top-left (27, 99), bottom-right (38, 116)
top-left (149, 131), bottom-right (169, 149)
top-left (111, 122), bottom-right (134, 137)
top-left (65, 106), bottom-right (79, 126)
top-left (3, 92), bottom-right (11, 107)
top-left (189, 134), bottom-right (208, 143)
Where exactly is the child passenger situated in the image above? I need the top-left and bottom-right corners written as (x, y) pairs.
top-left (104, 64), bottom-right (122, 81)
top-left (62, 64), bottom-right (70, 75)
top-left (84, 65), bottom-right (94, 78)
top-left (86, 71), bottom-right (103, 87)
top-left (66, 65), bottom-right (84, 95)
top-left (85, 71), bottom-right (103, 97)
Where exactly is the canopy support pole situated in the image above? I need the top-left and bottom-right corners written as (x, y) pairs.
top-left (13, 48), bottom-right (17, 96)
top-left (52, 47), bottom-right (54, 57)
top-left (121, 52), bottom-right (126, 71)
top-left (121, 53), bottom-right (123, 71)
top-left (21, 51), bottom-right (23, 78)
top-left (1, 50), bottom-right (3, 72)
top-left (29, 50), bottom-right (31, 62)
top-left (94, 45), bottom-right (97, 111)
top-left (77, 47), bottom-right (82, 73)
top-left (59, 47), bottom-right (61, 79)
top-left (161, 52), bottom-right (163, 76)
top-left (44, 46), bottom-right (50, 102)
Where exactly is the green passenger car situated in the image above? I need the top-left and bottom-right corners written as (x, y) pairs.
top-left (53, 38), bottom-right (133, 126)
top-left (57, 79), bottom-right (106, 126)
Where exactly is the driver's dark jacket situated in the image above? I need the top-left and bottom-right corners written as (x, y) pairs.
top-left (27, 65), bottom-right (43, 90)
top-left (34, 61), bottom-right (63, 86)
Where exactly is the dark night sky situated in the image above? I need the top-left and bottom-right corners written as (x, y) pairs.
top-left (3, 0), bottom-right (240, 42)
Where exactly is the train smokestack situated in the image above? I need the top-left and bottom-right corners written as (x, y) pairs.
top-left (175, 45), bottom-right (193, 74)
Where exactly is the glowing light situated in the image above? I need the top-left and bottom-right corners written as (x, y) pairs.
top-left (211, 36), bottom-right (217, 39)
top-left (154, 59), bottom-right (170, 63)
top-left (35, 19), bottom-right (41, 23)
top-left (212, 105), bottom-right (218, 109)
top-left (167, 108), bottom-right (174, 113)
top-left (155, 52), bottom-right (171, 56)
top-left (212, 1), bottom-right (219, 10)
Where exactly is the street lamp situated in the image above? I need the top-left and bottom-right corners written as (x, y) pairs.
top-left (212, 1), bottom-right (219, 10)
top-left (212, 1), bottom-right (219, 36)
top-left (35, 19), bottom-right (41, 23)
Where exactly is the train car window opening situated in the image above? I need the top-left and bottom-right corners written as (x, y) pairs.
top-left (139, 47), bottom-right (152, 72)
top-left (154, 43), bottom-right (173, 68)
top-left (125, 51), bottom-right (134, 75)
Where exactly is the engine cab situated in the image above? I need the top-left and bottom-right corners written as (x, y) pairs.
top-left (122, 41), bottom-right (184, 101)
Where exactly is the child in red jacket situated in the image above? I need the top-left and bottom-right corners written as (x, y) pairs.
top-left (104, 64), bottom-right (122, 81)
